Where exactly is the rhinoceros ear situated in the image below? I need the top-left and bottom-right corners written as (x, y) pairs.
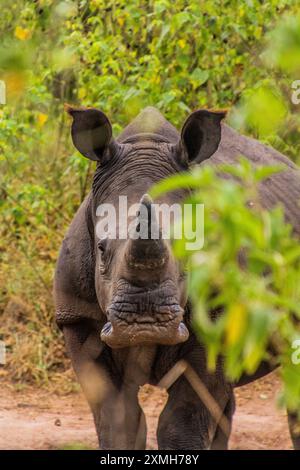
top-left (65, 105), bottom-right (116, 161)
top-left (179, 109), bottom-right (226, 165)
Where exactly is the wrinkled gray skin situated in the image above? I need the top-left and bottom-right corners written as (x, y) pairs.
top-left (54, 106), bottom-right (300, 450)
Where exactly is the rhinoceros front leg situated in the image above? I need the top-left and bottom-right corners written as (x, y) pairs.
top-left (97, 386), bottom-right (147, 450)
top-left (62, 320), bottom-right (146, 449)
top-left (157, 373), bottom-right (233, 450)
top-left (210, 392), bottom-right (235, 450)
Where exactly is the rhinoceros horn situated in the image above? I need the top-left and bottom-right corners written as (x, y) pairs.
top-left (125, 194), bottom-right (168, 270)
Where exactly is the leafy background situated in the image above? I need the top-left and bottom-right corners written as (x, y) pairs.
top-left (0, 0), bottom-right (300, 398)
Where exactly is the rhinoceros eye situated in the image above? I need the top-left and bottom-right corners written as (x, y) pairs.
top-left (98, 239), bottom-right (111, 277)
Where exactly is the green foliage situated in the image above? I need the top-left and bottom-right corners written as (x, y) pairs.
top-left (230, 12), bottom-right (300, 157)
top-left (151, 12), bottom-right (300, 412)
top-left (152, 160), bottom-right (300, 410)
top-left (0, 0), bottom-right (300, 393)
top-left (231, 86), bottom-right (288, 138)
top-left (263, 14), bottom-right (300, 75)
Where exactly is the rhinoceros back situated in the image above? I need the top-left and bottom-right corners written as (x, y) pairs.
top-left (210, 124), bottom-right (300, 235)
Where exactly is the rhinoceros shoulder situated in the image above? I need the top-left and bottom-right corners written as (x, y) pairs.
top-left (54, 193), bottom-right (102, 326)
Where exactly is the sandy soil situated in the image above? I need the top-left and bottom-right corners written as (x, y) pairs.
top-left (0, 372), bottom-right (292, 450)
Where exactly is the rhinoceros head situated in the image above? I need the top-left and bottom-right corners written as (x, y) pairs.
top-left (66, 105), bottom-right (225, 348)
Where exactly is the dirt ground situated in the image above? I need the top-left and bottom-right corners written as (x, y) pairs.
top-left (0, 371), bottom-right (293, 450)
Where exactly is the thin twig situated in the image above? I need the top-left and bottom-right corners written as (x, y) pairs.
top-left (158, 359), bottom-right (231, 440)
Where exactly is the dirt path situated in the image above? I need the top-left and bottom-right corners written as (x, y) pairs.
top-left (0, 372), bottom-right (292, 450)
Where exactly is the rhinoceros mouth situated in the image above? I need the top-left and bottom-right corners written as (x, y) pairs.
top-left (100, 279), bottom-right (189, 348)
top-left (100, 316), bottom-right (189, 348)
